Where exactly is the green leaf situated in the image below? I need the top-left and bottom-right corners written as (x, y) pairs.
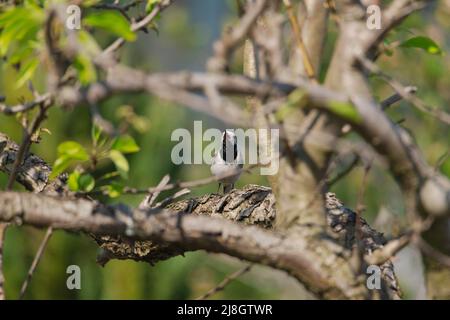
top-left (111, 135), bottom-right (140, 154)
top-left (57, 141), bottom-right (89, 161)
top-left (0, 5), bottom-right (43, 57)
top-left (97, 171), bottom-right (120, 181)
top-left (51, 140), bottom-right (90, 179)
top-left (400, 36), bottom-right (442, 55)
top-left (328, 101), bottom-right (362, 123)
top-left (73, 54), bottom-right (97, 85)
top-left (78, 173), bottom-right (95, 192)
top-left (109, 150), bottom-right (129, 179)
top-left (16, 57), bottom-right (39, 88)
top-left (104, 181), bottom-right (124, 198)
top-left (68, 171), bottom-right (95, 192)
top-left (68, 171), bottom-right (81, 191)
top-left (83, 11), bottom-right (136, 41)
top-left (146, 0), bottom-right (161, 13)
top-left (50, 156), bottom-right (73, 179)
top-left (8, 44), bottom-right (34, 65)
top-left (0, 18), bottom-right (30, 56)
top-left (91, 124), bottom-right (102, 145)
top-left (77, 30), bottom-right (101, 56)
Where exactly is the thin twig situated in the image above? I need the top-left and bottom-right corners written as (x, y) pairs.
top-left (365, 233), bottom-right (411, 266)
top-left (0, 93), bottom-right (52, 115)
top-left (417, 237), bottom-right (450, 268)
top-left (89, 104), bottom-right (116, 136)
top-left (207, 0), bottom-right (269, 72)
top-left (327, 154), bottom-right (360, 187)
top-left (93, 0), bottom-right (144, 21)
top-left (87, 164), bottom-right (259, 197)
top-left (434, 149), bottom-right (449, 172)
top-left (138, 174), bottom-right (170, 210)
top-left (154, 188), bottom-right (190, 208)
top-left (358, 57), bottom-right (450, 124)
top-left (283, 0), bottom-right (316, 81)
top-left (6, 106), bottom-right (49, 190)
top-left (19, 227), bottom-right (54, 299)
top-left (196, 264), bottom-right (252, 300)
top-left (381, 86), bottom-right (417, 110)
top-left (102, 0), bottom-right (173, 56)
top-left (366, 216), bottom-right (435, 266)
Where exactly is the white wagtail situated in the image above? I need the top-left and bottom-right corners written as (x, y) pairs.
top-left (210, 130), bottom-right (243, 194)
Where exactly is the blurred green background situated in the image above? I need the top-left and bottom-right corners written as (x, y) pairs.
top-left (0, 0), bottom-right (449, 299)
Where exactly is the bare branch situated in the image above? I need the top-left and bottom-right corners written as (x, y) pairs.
top-left (283, 0), bottom-right (316, 80)
top-left (139, 174), bottom-right (171, 210)
top-left (0, 189), bottom-right (397, 299)
top-left (0, 93), bottom-right (52, 115)
top-left (381, 86), bottom-right (417, 110)
top-left (207, 0), bottom-right (269, 72)
top-left (196, 264), bottom-right (252, 300)
top-left (358, 57), bottom-right (450, 124)
top-left (417, 237), bottom-right (450, 268)
top-left (18, 227), bottom-right (54, 299)
top-left (101, 0), bottom-right (174, 56)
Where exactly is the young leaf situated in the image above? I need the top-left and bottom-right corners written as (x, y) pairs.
top-left (400, 36), bottom-right (442, 55)
top-left (68, 171), bottom-right (95, 192)
top-left (8, 44), bottom-right (34, 65)
top-left (104, 181), bottom-right (124, 198)
top-left (77, 30), bottom-right (101, 57)
top-left (97, 171), bottom-right (120, 182)
top-left (91, 124), bottom-right (102, 146)
top-left (73, 53), bottom-right (97, 85)
top-left (78, 173), bottom-right (95, 192)
top-left (146, 0), bottom-right (161, 13)
top-left (111, 135), bottom-right (140, 154)
top-left (83, 11), bottom-right (136, 41)
top-left (16, 57), bottom-right (39, 88)
top-left (0, 5), bottom-right (43, 57)
top-left (68, 171), bottom-right (81, 191)
top-left (50, 156), bottom-right (73, 179)
top-left (57, 141), bottom-right (89, 161)
top-left (109, 150), bottom-right (129, 178)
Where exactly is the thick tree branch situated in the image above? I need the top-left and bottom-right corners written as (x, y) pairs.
top-left (0, 189), bottom-right (402, 299)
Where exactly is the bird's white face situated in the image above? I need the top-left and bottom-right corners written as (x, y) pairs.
top-left (223, 130), bottom-right (236, 144)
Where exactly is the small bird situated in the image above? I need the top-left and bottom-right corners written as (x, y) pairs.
top-left (210, 130), bottom-right (243, 194)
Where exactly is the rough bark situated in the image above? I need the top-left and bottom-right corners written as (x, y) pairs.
top-left (0, 188), bottom-right (401, 299)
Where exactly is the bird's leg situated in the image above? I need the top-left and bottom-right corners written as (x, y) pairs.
top-left (217, 183), bottom-right (222, 194)
top-left (224, 184), bottom-right (232, 194)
